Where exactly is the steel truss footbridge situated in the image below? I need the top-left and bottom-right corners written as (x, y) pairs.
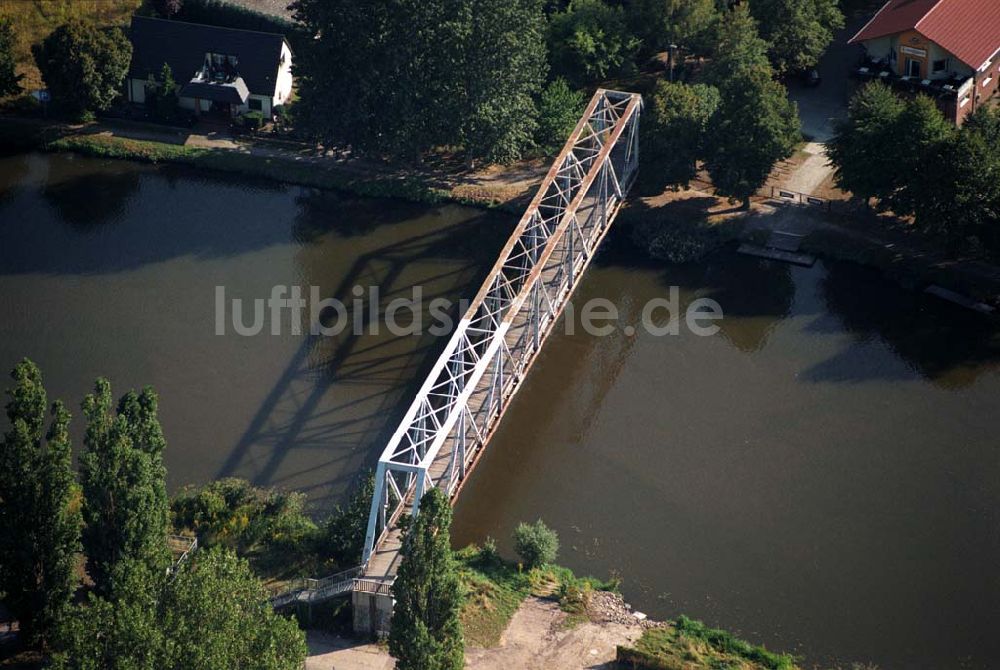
top-left (270, 89), bottom-right (641, 628)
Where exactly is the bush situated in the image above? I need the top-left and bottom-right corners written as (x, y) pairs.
top-left (512, 519), bottom-right (558, 568)
top-left (170, 478), bottom-right (317, 553)
top-left (242, 110), bottom-right (264, 130)
top-left (535, 78), bottom-right (586, 154)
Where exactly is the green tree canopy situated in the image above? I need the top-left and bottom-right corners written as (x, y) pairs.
top-left (0, 359), bottom-right (81, 646)
top-left (548, 0), bottom-right (639, 87)
top-left (291, 0), bottom-right (546, 163)
top-left (535, 78), bottom-right (586, 154)
top-left (702, 5), bottom-right (799, 207)
top-left (32, 20), bottom-right (131, 117)
top-left (826, 81), bottom-right (906, 205)
top-left (389, 488), bottom-right (464, 670)
top-left (0, 17), bottom-right (22, 97)
top-left (882, 94), bottom-right (954, 216)
top-left (52, 548), bottom-right (307, 670)
top-left (628, 0), bottom-right (719, 57)
top-left (80, 379), bottom-right (170, 597)
top-left (750, 0), bottom-right (843, 75)
top-left (462, 0), bottom-right (548, 164)
top-left (641, 79), bottom-right (720, 189)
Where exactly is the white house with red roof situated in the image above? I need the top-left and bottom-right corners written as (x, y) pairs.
top-left (848, 0), bottom-right (1000, 124)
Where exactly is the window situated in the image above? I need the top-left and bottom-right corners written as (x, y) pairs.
top-left (960, 94), bottom-right (971, 107)
top-left (932, 59), bottom-right (948, 73)
top-left (906, 58), bottom-right (921, 78)
top-left (248, 98), bottom-right (263, 111)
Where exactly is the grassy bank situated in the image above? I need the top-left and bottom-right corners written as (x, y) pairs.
top-left (454, 544), bottom-right (616, 647)
top-left (618, 617), bottom-right (797, 670)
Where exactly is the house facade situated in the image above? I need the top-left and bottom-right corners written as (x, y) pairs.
top-left (127, 16), bottom-right (293, 119)
top-left (849, 0), bottom-right (1000, 125)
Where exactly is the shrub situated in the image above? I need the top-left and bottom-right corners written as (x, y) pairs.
top-left (548, 0), bottom-right (639, 87)
top-left (512, 519), bottom-right (558, 568)
top-left (242, 110), bottom-right (264, 130)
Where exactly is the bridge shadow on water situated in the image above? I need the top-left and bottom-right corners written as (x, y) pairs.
top-left (216, 204), bottom-right (512, 510)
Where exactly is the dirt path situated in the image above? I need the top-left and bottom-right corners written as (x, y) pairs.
top-left (305, 596), bottom-right (645, 670)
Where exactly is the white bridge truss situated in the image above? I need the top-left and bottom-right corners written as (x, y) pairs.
top-left (360, 89), bottom-right (641, 569)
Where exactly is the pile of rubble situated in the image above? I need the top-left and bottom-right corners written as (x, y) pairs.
top-left (586, 589), bottom-right (661, 629)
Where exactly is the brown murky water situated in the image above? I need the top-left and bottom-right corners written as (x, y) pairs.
top-left (1, 153), bottom-right (998, 668)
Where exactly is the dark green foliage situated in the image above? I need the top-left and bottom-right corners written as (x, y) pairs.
top-left (702, 5), bottom-right (799, 207)
top-left (548, 0), bottom-right (639, 87)
top-left (512, 519), bottom-right (559, 568)
top-left (144, 62), bottom-right (180, 123)
top-left (750, 0), bottom-right (843, 75)
top-left (641, 80), bottom-right (719, 189)
top-left (320, 471), bottom-right (374, 567)
top-left (171, 478), bottom-right (317, 554)
top-left (389, 488), bottom-right (464, 670)
top-left (826, 81), bottom-right (906, 205)
top-left (52, 548), bottom-right (307, 670)
top-left (32, 20), bottom-right (132, 118)
top-left (628, 0), bottom-right (719, 57)
top-left (881, 94), bottom-right (954, 216)
top-left (80, 379), bottom-right (170, 597)
top-left (0, 17), bottom-right (22, 97)
top-left (0, 360), bottom-right (82, 646)
top-left (462, 0), bottom-right (548, 164)
top-left (292, 0), bottom-right (546, 163)
top-left (535, 78), bottom-right (586, 154)
top-left (243, 110), bottom-right (265, 130)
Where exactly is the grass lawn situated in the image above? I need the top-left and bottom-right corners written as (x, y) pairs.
top-left (0, 0), bottom-right (143, 91)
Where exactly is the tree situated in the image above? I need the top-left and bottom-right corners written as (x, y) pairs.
top-left (881, 94), bottom-right (953, 216)
top-left (826, 81), bottom-right (906, 206)
top-left (153, 63), bottom-right (180, 122)
top-left (52, 548), bottom-right (307, 670)
top-left (291, 0), bottom-right (544, 163)
top-left (535, 78), bottom-right (586, 154)
top-left (321, 471), bottom-right (375, 566)
top-left (462, 0), bottom-right (548, 165)
top-left (0, 17), bottom-right (23, 97)
top-left (548, 0), bottom-right (639, 87)
top-left (389, 488), bottom-right (464, 670)
top-left (702, 6), bottom-right (799, 208)
top-left (32, 20), bottom-right (132, 118)
top-left (628, 0), bottom-right (719, 57)
top-left (641, 80), bottom-right (720, 189)
top-left (750, 0), bottom-right (843, 75)
top-left (513, 519), bottom-right (559, 568)
top-left (80, 379), bottom-right (170, 597)
top-left (0, 360), bottom-right (82, 646)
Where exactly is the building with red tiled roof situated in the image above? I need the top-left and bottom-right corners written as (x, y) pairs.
top-left (848, 0), bottom-right (1000, 124)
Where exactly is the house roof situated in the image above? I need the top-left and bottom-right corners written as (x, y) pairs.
top-left (849, 0), bottom-right (1000, 70)
top-left (179, 77), bottom-right (250, 105)
top-left (129, 16), bottom-right (288, 97)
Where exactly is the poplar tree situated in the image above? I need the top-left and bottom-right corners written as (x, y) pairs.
top-left (0, 359), bottom-right (82, 646)
top-left (79, 379), bottom-right (170, 597)
top-left (389, 488), bottom-right (464, 670)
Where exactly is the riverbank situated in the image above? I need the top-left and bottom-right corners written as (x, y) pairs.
top-left (0, 116), bottom-right (542, 212)
top-left (304, 545), bottom-right (800, 670)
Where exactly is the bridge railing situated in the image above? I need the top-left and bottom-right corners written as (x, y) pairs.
top-left (361, 88), bottom-right (642, 568)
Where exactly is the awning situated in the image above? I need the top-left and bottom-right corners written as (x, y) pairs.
top-left (179, 76), bottom-right (250, 105)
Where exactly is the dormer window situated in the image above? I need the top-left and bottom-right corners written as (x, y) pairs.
top-left (203, 52), bottom-right (240, 82)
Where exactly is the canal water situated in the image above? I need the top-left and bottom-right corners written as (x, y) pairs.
top-left (1, 152), bottom-right (998, 668)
